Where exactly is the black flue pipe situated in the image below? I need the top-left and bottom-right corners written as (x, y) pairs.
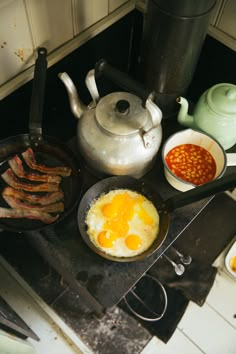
top-left (140, 0), bottom-right (216, 118)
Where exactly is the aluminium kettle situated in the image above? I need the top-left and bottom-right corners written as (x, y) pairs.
top-left (177, 83), bottom-right (236, 150)
top-left (58, 59), bottom-right (163, 178)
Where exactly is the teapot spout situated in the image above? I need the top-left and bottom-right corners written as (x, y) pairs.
top-left (176, 97), bottom-right (194, 128)
top-left (58, 72), bottom-right (87, 119)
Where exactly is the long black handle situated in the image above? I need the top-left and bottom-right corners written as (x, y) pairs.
top-left (29, 47), bottom-right (47, 138)
top-left (164, 173), bottom-right (236, 212)
top-left (95, 59), bottom-right (153, 104)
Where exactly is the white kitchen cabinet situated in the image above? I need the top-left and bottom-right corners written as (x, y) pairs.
top-left (0, 0), bottom-right (34, 86)
top-left (73, 0), bottom-right (108, 36)
top-left (25, 0), bottom-right (74, 54)
top-left (109, 0), bottom-right (128, 13)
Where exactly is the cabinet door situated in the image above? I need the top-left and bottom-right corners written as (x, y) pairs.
top-left (109, 0), bottom-right (128, 13)
top-left (73, 0), bottom-right (108, 36)
top-left (217, 0), bottom-right (236, 39)
top-left (0, 0), bottom-right (34, 86)
top-left (25, 0), bottom-right (74, 53)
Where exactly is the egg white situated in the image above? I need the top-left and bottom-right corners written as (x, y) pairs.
top-left (85, 189), bottom-right (159, 258)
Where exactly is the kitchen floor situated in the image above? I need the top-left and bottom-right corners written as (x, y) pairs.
top-left (141, 235), bottom-right (236, 354)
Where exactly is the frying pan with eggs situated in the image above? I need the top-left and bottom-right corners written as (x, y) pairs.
top-left (78, 173), bottom-right (236, 262)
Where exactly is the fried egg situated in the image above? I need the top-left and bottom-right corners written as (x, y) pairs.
top-left (86, 189), bottom-right (159, 258)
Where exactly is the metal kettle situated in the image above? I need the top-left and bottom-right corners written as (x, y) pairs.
top-left (59, 59), bottom-right (163, 178)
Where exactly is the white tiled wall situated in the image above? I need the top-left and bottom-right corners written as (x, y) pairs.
top-left (109, 0), bottom-right (128, 12)
top-left (208, 0), bottom-right (236, 51)
top-left (73, 0), bottom-right (108, 36)
top-left (0, 0), bottom-right (35, 85)
top-left (0, 0), bottom-right (133, 98)
top-left (25, 0), bottom-right (74, 53)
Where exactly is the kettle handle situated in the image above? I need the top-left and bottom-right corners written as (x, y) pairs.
top-left (95, 59), bottom-right (163, 149)
top-left (95, 59), bottom-right (152, 105)
top-left (85, 69), bottom-right (100, 104)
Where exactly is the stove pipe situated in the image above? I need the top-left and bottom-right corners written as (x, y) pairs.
top-left (140, 0), bottom-right (216, 118)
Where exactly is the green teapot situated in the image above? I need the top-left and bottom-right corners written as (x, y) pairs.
top-left (177, 83), bottom-right (236, 150)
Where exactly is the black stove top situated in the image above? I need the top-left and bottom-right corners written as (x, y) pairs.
top-left (1, 117), bottom-right (235, 316)
top-left (0, 133), bottom-right (213, 316)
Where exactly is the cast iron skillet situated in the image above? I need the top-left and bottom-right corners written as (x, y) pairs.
top-left (0, 48), bottom-right (83, 232)
top-left (78, 173), bottom-right (236, 262)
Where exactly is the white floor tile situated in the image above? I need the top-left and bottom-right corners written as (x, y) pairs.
top-left (140, 336), bottom-right (160, 354)
top-left (140, 329), bottom-right (203, 354)
top-left (178, 302), bottom-right (236, 354)
top-left (206, 271), bottom-right (236, 329)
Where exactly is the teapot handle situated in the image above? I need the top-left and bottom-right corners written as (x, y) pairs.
top-left (95, 59), bottom-right (151, 105)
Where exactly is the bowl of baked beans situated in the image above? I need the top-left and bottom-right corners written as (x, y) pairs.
top-left (162, 129), bottom-right (227, 191)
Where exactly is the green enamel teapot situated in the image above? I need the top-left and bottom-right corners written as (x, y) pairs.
top-left (177, 83), bottom-right (236, 150)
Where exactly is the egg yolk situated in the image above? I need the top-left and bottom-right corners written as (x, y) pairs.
top-left (97, 231), bottom-right (117, 248)
top-left (230, 255), bottom-right (236, 272)
top-left (102, 193), bottom-right (136, 221)
top-left (125, 234), bottom-right (142, 250)
top-left (137, 205), bottom-right (154, 225)
top-left (104, 219), bottom-right (129, 238)
top-left (97, 192), bottom-right (155, 252)
top-left (123, 198), bottom-right (137, 220)
top-left (102, 203), bottom-right (119, 218)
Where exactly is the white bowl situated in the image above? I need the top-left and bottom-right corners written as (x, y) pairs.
top-left (225, 240), bottom-right (236, 279)
top-left (162, 129), bottom-right (227, 192)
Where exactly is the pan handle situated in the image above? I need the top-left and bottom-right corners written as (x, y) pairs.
top-left (29, 47), bottom-right (47, 140)
top-left (164, 173), bottom-right (236, 212)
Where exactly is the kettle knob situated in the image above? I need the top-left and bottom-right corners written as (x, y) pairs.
top-left (116, 100), bottom-right (130, 114)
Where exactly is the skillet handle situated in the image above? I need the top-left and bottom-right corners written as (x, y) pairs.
top-left (29, 47), bottom-right (47, 139)
top-left (164, 173), bottom-right (236, 212)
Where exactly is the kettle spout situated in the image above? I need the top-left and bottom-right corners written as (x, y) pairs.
top-left (58, 72), bottom-right (87, 119)
top-left (176, 97), bottom-right (194, 128)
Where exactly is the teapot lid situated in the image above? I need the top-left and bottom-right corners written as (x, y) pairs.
top-left (95, 92), bottom-right (149, 135)
top-left (207, 83), bottom-right (236, 116)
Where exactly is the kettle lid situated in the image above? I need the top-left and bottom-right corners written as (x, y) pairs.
top-left (95, 92), bottom-right (149, 135)
top-left (207, 83), bottom-right (236, 116)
